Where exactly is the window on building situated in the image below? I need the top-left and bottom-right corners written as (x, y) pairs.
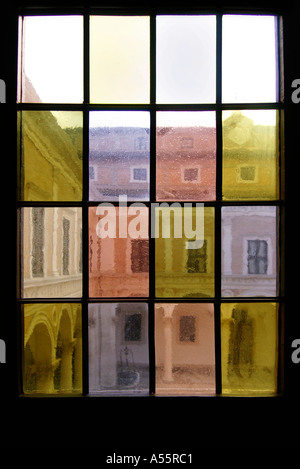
top-left (124, 313), bottom-right (142, 342)
top-left (247, 239), bottom-right (268, 274)
top-left (183, 168), bottom-right (199, 182)
top-left (16, 7), bottom-right (284, 398)
top-left (179, 315), bottom-right (196, 342)
top-left (186, 240), bottom-right (207, 274)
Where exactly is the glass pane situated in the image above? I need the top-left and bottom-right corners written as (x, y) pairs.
top-left (156, 15), bottom-right (216, 104)
top-left (222, 206), bottom-right (278, 297)
top-left (89, 206), bottom-right (149, 297)
top-left (155, 206), bottom-right (214, 298)
top-left (221, 303), bottom-right (278, 395)
top-left (155, 303), bottom-right (215, 395)
top-left (88, 303), bottom-right (149, 394)
top-left (222, 15), bottom-right (277, 103)
top-left (156, 112), bottom-right (216, 201)
top-left (19, 111), bottom-right (83, 201)
top-left (90, 16), bottom-right (150, 104)
top-left (23, 303), bottom-right (82, 394)
top-left (19, 16), bottom-right (83, 103)
top-left (89, 111), bottom-right (150, 201)
top-left (21, 207), bottom-right (82, 298)
top-left (222, 110), bottom-right (279, 200)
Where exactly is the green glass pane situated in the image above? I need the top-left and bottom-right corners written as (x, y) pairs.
top-left (155, 303), bottom-right (215, 395)
top-left (155, 206), bottom-right (214, 298)
top-left (90, 16), bottom-right (150, 104)
top-left (221, 302), bottom-right (279, 395)
top-left (222, 110), bottom-right (279, 200)
top-left (23, 303), bottom-right (82, 394)
top-left (21, 207), bottom-right (82, 298)
top-left (20, 111), bottom-right (83, 201)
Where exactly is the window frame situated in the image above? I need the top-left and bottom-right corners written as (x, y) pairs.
top-left (13, 4), bottom-right (288, 402)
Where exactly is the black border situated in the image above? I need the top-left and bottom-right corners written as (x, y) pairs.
top-left (1, 0), bottom-right (300, 450)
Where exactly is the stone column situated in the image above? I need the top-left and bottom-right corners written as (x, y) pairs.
top-left (60, 341), bottom-right (74, 391)
top-left (100, 304), bottom-right (117, 388)
top-left (162, 304), bottom-right (178, 383)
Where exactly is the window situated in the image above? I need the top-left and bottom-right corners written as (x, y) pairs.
top-left (179, 315), bottom-right (196, 342)
top-left (247, 240), bottom-right (268, 274)
top-left (182, 167), bottom-right (199, 182)
top-left (16, 7), bottom-right (284, 399)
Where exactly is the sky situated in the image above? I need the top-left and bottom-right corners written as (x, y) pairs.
top-left (21, 14), bottom-right (278, 127)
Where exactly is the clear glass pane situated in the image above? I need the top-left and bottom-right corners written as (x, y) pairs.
top-left (156, 15), bottom-right (216, 103)
top-left (221, 303), bottom-right (278, 395)
top-left (222, 206), bottom-right (278, 297)
top-left (155, 206), bottom-right (214, 298)
top-left (90, 16), bottom-right (150, 104)
top-left (222, 110), bottom-right (279, 200)
top-left (222, 15), bottom-right (277, 103)
top-left (89, 111), bottom-right (150, 201)
top-left (155, 303), bottom-right (215, 395)
top-left (19, 16), bottom-right (83, 103)
top-left (156, 111), bottom-right (216, 201)
top-left (23, 303), bottom-right (82, 394)
top-left (21, 207), bottom-right (82, 298)
top-left (89, 206), bottom-right (149, 297)
top-left (19, 111), bottom-right (83, 201)
top-left (88, 303), bottom-right (149, 394)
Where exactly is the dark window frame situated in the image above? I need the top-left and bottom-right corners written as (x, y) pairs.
top-left (14, 4), bottom-right (287, 400)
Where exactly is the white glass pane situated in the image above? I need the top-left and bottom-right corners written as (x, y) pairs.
top-left (156, 15), bottom-right (216, 104)
top-left (222, 15), bottom-right (277, 103)
top-left (20, 16), bottom-right (83, 103)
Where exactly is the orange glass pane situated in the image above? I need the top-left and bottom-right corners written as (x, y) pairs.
top-left (155, 303), bottom-right (215, 395)
top-left (89, 206), bottom-right (149, 297)
top-left (156, 112), bottom-right (216, 201)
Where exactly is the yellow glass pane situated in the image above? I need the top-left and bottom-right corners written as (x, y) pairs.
top-left (155, 206), bottom-right (214, 298)
top-left (222, 110), bottom-right (279, 200)
top-left (20, 111), bottom-right (83, 201)
top-left (23, 303), bottom-right (82, 394)
top-left (90, 16), bottom-right (150, 104)
top-left (155, 303), bottom-right (215, 395)
top-left (221, 303), bottom-right (278, 395)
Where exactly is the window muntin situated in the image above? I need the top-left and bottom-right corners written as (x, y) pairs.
top-left (17, 10), bottom-right (283, 397)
